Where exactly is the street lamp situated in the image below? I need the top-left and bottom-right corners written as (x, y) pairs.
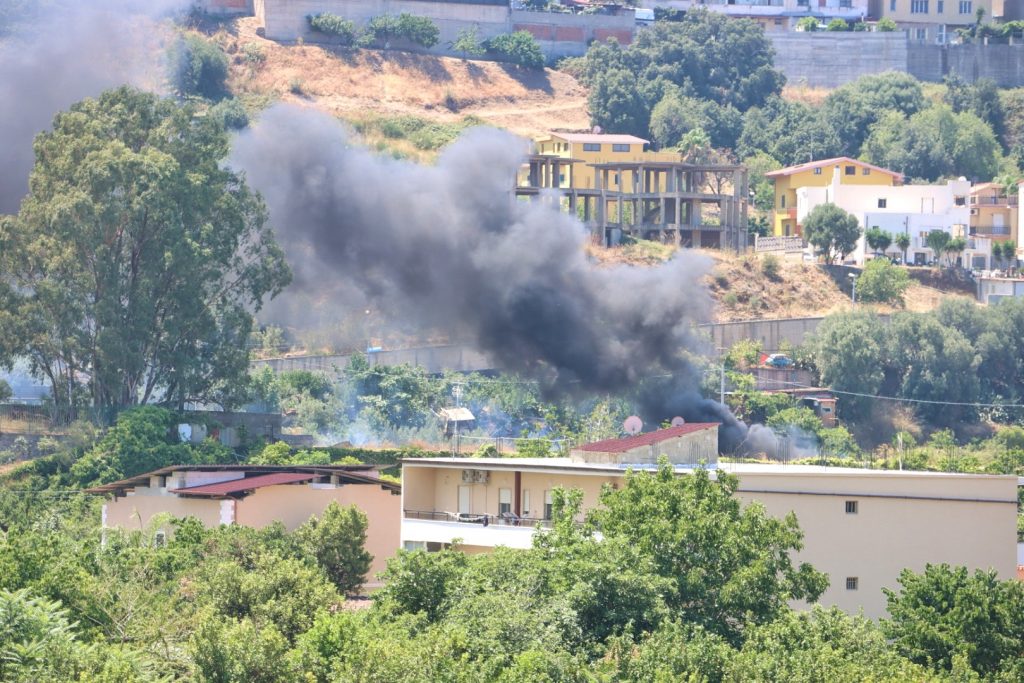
top-left (848, 272), bottom-right (857, 305)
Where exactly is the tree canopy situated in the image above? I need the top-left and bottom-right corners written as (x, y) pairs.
top-left (0, 87), bottom-right (291, 415)
top-left (802, 203), bottom-right (861, 263)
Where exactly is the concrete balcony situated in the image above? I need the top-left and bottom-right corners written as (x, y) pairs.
top-left (401, 512), bottom-right (544, 549)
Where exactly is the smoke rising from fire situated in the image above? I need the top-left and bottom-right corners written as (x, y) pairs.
top-left (0, 0), bottom-right (181, 214)
top-left (232, 105), bottom-right (764, 451)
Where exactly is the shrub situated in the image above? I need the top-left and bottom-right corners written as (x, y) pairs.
top-left (289, 77), bottom-right (304, 95)
top-left (856, 258), bottom-right (910, 305)
top-left (876, 17), bottom-right (899, 31)
top-left (363, 14), bottom-right (440, 48)
top-left (307, 13), bottom-right (358, 46)
top-left (210, 98), bottom-right (249, 130)
top-left (826, 18), bottom-right (850, 31)
top-left (485, 31), bottom-right (545, 69)
top-left (761, 254), bottom-right (781, 281)
top-left (169, 33), bottom-right (229, 100)
top-left (796, 16), bottom-right (820, 32)
top-left (241, 41), bottom-right (266, 66)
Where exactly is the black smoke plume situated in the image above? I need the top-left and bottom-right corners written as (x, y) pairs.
top-left (0, 0), bottom-right (182, 214)
top-left (233, 105), bottom-right (766, 452)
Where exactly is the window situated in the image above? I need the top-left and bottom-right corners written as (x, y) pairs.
top-left (544, 490), bottom-right (554, 520)
top-left (522, 489), bottom-right (531, 517)
top-left (499, 488), bottom-right (512, 516)
top-left (844, 165), bottom-right (856, 175)
top-left (890, 0), bottom-right (896, 9)
top-left (774, 18), bottom-right (783, 24)
top-left (846, 577), bottom-right (859, 590)
top-left (911, 0), bottom-right (928, 12)
top-left (780, 195), bottom-right (786, 209)
top-left (612, 143), bottom-right (630, 152)
top-left (558, 173), bottom-right (565, 184)
top-left (862, 167), bottom-right (870, 175)
top-left (582, 143), bottom-right (601, 152)
top-left (959, 0), bottom-right (971, 12)
top-left (955, 195), bottom-right (966, 206)
top-left (845, 500), bottom-right (859, 514)
top-left (878, 198), bottom-right (887, 208)
top-left (814, 167), bottom-right (822, 175)
top-left (916, 27), bottom-right (927, 39)
top-left (937, 0), bottom-right (943, 11)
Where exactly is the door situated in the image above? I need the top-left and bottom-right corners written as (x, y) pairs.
top-left (458, 486), bottom-right (471, 515)
top-left (499, 488), bottom-right (512, 516)
top-left (994, 214), bottom-right (1005, 232)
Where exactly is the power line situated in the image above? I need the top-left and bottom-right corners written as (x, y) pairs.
top-left (754, 377), bottom-right (1024, 409)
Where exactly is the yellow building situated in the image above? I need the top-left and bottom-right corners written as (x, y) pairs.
top-left (400, 425), bottom-right (1017, 618)
top-left (90, 464), bottom-right (402, 588)
top-left (533, 132), bottom-right (679, 191)
top-left (766, 157), bottom-right (903, 237)
top-left (869, 0), bottom-right (993, 43)
top-left (970, 182), bottom-right (1018, 244)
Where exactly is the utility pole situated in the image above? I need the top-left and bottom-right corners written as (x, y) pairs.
top-left (720, 360), bottom-right (726, 406)
top-left (452, 382), bottom-right (464, 456)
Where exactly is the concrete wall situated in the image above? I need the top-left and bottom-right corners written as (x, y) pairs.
top-left (769, 33), bottom-right (909, 89)
top-left (770, 32), bottom-right (1024, 88)
top-left (702, 316), bottom-right (826, 352)
top-left (257, 0), bottom-right (634, 58)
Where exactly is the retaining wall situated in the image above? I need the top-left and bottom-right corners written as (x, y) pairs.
top-left (771, 32), bottom-right (1024, 87)
top-left (257, 0), bottom-right (634, 58)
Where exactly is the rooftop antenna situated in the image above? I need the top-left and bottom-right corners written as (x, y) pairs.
top-left (670, 416), bottom-right (686, 427)
top-left (623, 416), bottom-right (643, 435)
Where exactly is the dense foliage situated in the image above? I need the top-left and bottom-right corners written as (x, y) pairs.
top-left (484, 31), bottom-right (545, 69)
top-left (0, 88), bottom-right (290, 415)
top-left (363, 14), bottom-right (440, 48)
top-left (307, 13), bottom-right (359, 45)
top-left (169, 33), bottom-right (230, 100)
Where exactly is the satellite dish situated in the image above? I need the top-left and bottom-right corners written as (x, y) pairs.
top-left (671, 416), bottom-right (686, 427)
top-left (623, 416), bottom-right (643, 435)
top-left (592, 125), bottom-right (603, 134)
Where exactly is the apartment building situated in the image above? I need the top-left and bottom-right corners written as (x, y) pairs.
top-left (766, 157), bottom-right (902, 237)
top-left (643, 0), bottom-right (868, 31)
top-left (89, 464), bottom-right (402, 587)
top-left (400, 425), bottom-right (1017, 618)
top-left (970, 182), bottom-right (1018, 244)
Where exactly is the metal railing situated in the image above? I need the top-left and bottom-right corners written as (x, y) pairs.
top-left (404, 509), bottom-right (555, 529)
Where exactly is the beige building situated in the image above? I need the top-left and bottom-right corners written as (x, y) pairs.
top-left (869, 0), bottom-right (993, 43)
top-left (970, 182), bottom-right (1018, 244)
top-left (90, 464), bottom-right (402, 587)
top-left (400, 427), bottom-right (1018, 618)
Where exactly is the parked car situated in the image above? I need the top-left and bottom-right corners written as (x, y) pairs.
top-left (765, 353), bottom-right (794, 368)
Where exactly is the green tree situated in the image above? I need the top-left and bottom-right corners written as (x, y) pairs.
top-left (169, 33), bottom-right (229, 101)
top-left (796, 16), bottom-right (819, 31)
top-left (876, 17), bottom-right (899, 30)
top-left (884, 564), bottom-right (1024, 678)
top-left (298, 502), bottom-right (373, 595)
top-left (592, 460), bottom-right (828, 644)
top-left (190, 614), bottom-right (296, 683)
top-left (865, 226), bottom-right (893, 256)
top-left (822, 72), bottom-right (925, 157)
top-left (0, 88), bottom-right (290, 414)
top-left (485, 31), bottom-right (545, 69)
top-left (802, 203), bottom-right (862, 263)
top-left (857, 258), bottom-right (910, 305)
top-left (450, 26), bottom-right (485, 59)
top-left (804, 311), bottom-right (886, 418)
top-left (738, 96), bottom-right (841, 167)
top-left (895, 231), bottom-right (912, 263)
top-left (925, 229), bottom-right (951, 264)
top-left (0, 379), bottom-right (11, 402)
top-left (826, 18), bottom-right (850, 30)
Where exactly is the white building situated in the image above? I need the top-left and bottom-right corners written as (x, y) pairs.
top-left (976, 275), bottom-right (1024, 305)
top-left (640, 0), bottom-right (868, 32)
top-left (796, 168), bottom-right (972, 266)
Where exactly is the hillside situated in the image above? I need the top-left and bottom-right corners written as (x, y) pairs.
top-left (217, 17), bottom-right (589, 143)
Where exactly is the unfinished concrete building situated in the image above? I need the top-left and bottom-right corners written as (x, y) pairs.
top-left (517, 153), bottom-right (749, 251)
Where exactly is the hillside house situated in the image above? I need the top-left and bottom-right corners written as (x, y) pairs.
top-left (400, 425), bottom-right (1017, 618)
top-left (868, 0), bottom-right (993, 44)
top-left (970, 182), bottom-right (1018, 245)
top-left (89, 464), bottom-right (401, 587)
top-left (793, 170), bottom-right (972, 265)
top-left (767, 157), bottom-right (902, 237)
top-left (644, 0), bottom-right (868, 32)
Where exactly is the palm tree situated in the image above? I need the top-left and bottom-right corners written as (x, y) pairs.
top-left (895, 232), bottom-right (911, 264)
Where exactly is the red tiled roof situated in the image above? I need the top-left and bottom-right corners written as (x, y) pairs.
top-left (577, 423), bottom-right (719, 453)
top-left (765, 156), bottom-right (902, 180)
top-left (172, 472), bottom-right (316, 497)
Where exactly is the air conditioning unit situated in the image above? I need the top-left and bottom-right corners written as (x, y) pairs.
top-left (970, 208), bottom-right (978, 216)
top-left (461, 469), bottom-right (490, 484)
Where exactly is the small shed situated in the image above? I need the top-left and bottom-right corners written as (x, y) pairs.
top-left (438, 407), bottom-right (476, 438)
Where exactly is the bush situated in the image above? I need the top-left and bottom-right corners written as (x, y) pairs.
top-left (796, 16), bottom-right (820, 32)
top-left (856, 258), bottom-right (910, 305)
top-left (876, 17), bottom-right (899, 31)
top-left (210, 98), bottom-right (249, 130)
top-left (307, 13), bottom-right (358, 46)
top-left (363, 14), bottom-right (440, 48)
top-left (761, 254), bottom-right (781, 281)
top-left (826, 18), bottom-right (850, 31)
top-left (169, 33), bottom-right (229, 100)
top-left (485, 31), bottom-right (545, 69)
top-left (241, 41), bottom-right (266, 66)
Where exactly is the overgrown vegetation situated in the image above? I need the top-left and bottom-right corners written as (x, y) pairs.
top-left (169, 33), bottom-right (229, 100)
top-left (484, 31), bottom-right (545, 69)
top-left (307, 13), bottom-right (358, 46)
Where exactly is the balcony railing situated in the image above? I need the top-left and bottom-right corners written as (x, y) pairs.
top-left (971, 195), bottom-right (1019, 206)
top-left (404, 509), bottom-right (556, 529)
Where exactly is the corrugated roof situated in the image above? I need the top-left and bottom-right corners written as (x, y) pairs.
top-left (172, 472), bottom-right (316, 497)
top-left (548, 132), bottom-right (650, 145)
top-left (577, 423), bottom-right (719, 453)
top-left (85, 464), bottom-right (399, 495)
top-left (439, 407), bottom-right (475, 421)
top-left (765, 157), bottom-right (902, 180)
